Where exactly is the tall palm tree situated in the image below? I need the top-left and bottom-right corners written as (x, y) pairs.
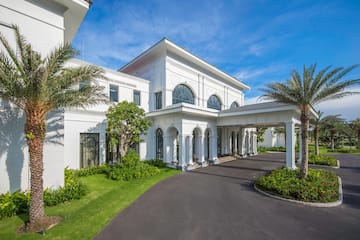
top-left (0, 25), bottom-right (107, 229)
top-left (321, 115), bottom-right (345, 151)
top-left (261, 64), bottom-right (360, 178)
top-left (310, 110), bottom-right (324, 156)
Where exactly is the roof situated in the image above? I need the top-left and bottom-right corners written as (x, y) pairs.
top-left (219, 101), bottom-right (318, 119)
top-left (119, 38), bottom-right (250, 91)
top-left (221, 102), bottom-right (292, 114)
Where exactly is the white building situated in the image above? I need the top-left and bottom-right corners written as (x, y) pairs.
top-left (0, 0), bottom-right (315, 194)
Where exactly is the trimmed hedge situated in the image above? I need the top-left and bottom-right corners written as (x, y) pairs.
top-left (309, 154), bottom-right (338, 167)
top-left (256, 168), bottom-right (339, 203)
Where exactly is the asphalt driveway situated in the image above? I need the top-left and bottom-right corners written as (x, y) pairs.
top-left (95, 153), bottom-right (360, 240)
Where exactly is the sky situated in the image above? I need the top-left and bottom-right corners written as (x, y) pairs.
top-left (72, 0), bottom-right (360, 120)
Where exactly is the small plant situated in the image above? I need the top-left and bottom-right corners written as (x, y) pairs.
top-left (145, 159), bottom-right (167, 168)
top-left (256, 168), bottom-right (339, 203)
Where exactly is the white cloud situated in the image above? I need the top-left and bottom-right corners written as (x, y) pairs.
top-left (316, 88), bottom-right (360, 120)
top-left (244, 88), bottom-right (360, 120)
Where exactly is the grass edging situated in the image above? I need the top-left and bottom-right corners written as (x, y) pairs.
top-left (309, 160), bottom-right (340, 169)
top-left (254, 176), bottom-right (343, 207)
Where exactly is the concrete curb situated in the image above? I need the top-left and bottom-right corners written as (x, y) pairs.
top-left (254, 176), bottom-right (343, 207)
top-left (309, 160), bottom-right (340, 169)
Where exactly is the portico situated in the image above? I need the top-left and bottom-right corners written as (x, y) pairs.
top-left (148, 101), bottom-right (317, 171)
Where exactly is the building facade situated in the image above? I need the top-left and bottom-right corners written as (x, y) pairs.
top-left (0, 0), bottom-right (312, 194)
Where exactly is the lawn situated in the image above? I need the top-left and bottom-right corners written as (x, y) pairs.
top-left (0, 168), bottom-right (180, 240)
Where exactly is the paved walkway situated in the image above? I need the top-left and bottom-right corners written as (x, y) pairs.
top-left (95, 153), bottom-right (360, 240)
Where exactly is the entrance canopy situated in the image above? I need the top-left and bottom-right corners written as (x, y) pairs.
top-left (217, 102), bottom-right (318, 169)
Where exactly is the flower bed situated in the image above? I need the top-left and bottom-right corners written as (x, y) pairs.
top-left (255, 168), bottom-right (339, 203)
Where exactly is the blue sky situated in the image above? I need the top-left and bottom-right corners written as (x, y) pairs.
top-left (73, 0), bottom-right (360, 120)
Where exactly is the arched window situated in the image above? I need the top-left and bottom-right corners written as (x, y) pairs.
top-left (173, 84), bottom-right (195, 104)
top-left (207, 95), bottom-right (221, 110)
top-left (156, 128), bottom-right (163, 160)
top-left (230, 101), bottom-right (239, 109)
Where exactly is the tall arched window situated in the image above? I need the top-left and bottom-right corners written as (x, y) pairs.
top-left (173, 84), bottom-right (195, 104)
top-left (207, 95), bottom-right (221, 110)
top-left (230, 101), bottom-right (239, 109)
top-left (155, 128), bottom-right (163, 160)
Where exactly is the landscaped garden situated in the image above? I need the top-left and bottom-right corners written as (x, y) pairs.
top-left (255, 168), bottom-right (339, 203)
top-left (0, 162), bottom-right (180, 239)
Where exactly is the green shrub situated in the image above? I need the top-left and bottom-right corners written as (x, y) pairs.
top-left (104, 151), bottom-right (160, 181)
top-left (309, 154), bottom-right (338, 167)
top-left (332, 148), bottom-right (359, 153)
top-left (0, 169), bottom-right (87, 219)
top-left (260, 146), bottom-right (286, 152)
top-left (72, 164), bottom-right (108, 177)
top-left (44, 168), bottom-right (87, 206)
top-left (0, 191), bottom-right (30, 219)
top-left (145, 159), bottom-right (167, 168)
top-left (256, 168), bottom-right (339, 203)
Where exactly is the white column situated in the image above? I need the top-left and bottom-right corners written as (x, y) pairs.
top-left (199, 135), bottom-right (205, 163)
top-left (298, 129), bottom-right (302, 164)
top-left (253, 132), bottom-right (258, 155)
top-left (211, 130), bottom-right (219, 163)
top-left (188, 135), bottom-right (193, 165)
top-left (179, 134), bottom-right (187, 170)
top-left (164, 135), bottom-right (171, 164)
top-left (285, 122), bottom-right (296, 169)
top-left (233, 132), bottom-right (237, 155)
top-left (241, 128), bottom-right (246, 157)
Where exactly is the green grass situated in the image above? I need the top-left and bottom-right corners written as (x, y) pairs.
top-left (0, 168), bottom-right (179, 240)
top-left (308, 144), bottom-right (360, 155)
top-left (256, 168), bottom-right (339, 203)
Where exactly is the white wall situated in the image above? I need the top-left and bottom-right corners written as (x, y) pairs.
top-left (0, 0), bottom-right (68, 193)
top-left (64, 60), bottom-right (150, 168)
top-left (165, 54), bottom-right (244, 110)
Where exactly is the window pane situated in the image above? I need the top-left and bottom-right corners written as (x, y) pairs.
top-left (134, 90), bottom-right (141, 105)
top-left (156, 128), bottom-right (163, 159)
top-left (230, 101), bottom-right (239, 109)
top-left (172, 84), bottom-right (194, 104)
top-left (110, 84), bottom-right (119, 102)
top-left (207, 95), bottom-right (221, 110)
top-left (155, 92), bottom-right (162, 109)
top-left (80, 133), bottom-right (99, 168)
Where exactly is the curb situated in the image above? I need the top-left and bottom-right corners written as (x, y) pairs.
top-left (254, 176), bottom-right (343, 207)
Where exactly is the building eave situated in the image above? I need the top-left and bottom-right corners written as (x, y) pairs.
top-left (119, 38), bottom-right (250, 91)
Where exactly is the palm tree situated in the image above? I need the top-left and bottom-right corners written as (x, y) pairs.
top-left (0, 25), bottom-right (107, 230)
top-left (261, 64), bottom-right (360, 178)
top-left (321, 115), bottom-right (345, 151)
top-left (350, 118), bottom-right (360, 150)
top-left (310, 110), bottom-right (324, 156)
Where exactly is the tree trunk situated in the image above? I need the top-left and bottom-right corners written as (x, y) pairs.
top-left (300, 108), bottom-right (310, 179)
top-left (119, 136), bottom-right (128, 159)
top-left (330, 132), bottom-right (335, 151)
top-left (25, 112), bottom-right (46, 224)
top-left (358, 130), bottom-right (360, 150)
top-left (314, 126), bottom-right (319, 156)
